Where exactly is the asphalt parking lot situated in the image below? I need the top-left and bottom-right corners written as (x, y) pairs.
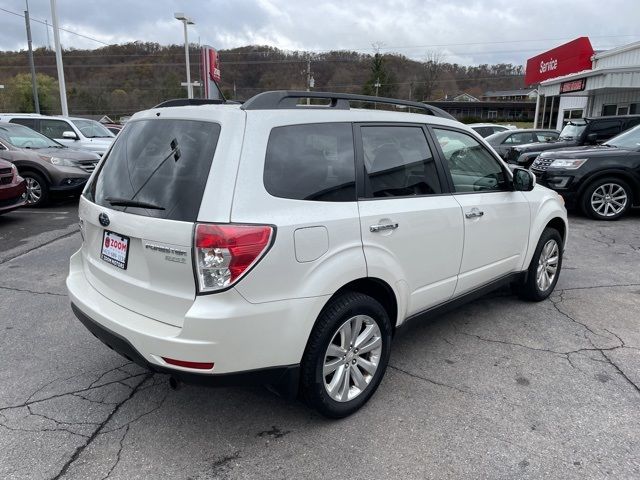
top-left (0, 205), bottom-right (639, 480)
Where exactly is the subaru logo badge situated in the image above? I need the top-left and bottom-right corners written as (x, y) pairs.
top-left (98, 213), bottom-right (110, 227)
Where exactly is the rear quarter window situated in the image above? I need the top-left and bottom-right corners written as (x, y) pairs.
top-left (87, 119), bottom-right (220, 222)
top-left (263, 123), bottom-right (356, 202)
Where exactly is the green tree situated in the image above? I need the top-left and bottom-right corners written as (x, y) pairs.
top-left (6, 73), bottom-right (59, 114)
top-left (362, 53), bottom-right (397, 98)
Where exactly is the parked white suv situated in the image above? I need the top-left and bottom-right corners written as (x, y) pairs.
top-left (66, 92), bottom-right (567, 418)
top-left (0, 114), bottom-right (115, 156)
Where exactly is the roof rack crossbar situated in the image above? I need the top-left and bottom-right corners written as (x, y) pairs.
top-left (241, 91), bottom-right (454, 120)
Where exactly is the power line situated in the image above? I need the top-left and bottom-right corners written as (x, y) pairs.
top-left (0, 7), bottom-right (109, 46)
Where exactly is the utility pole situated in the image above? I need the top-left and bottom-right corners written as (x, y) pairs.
top-left (24, 0), bottom-right (40, 113)
top-left (374, 78), bottom-right (381, 109)
top-left (45, 19), bottom-right (51, 50)
top-left (50, 0), bottom-right (68, 116)
top-left (306, 56), bottom-right (311, 105)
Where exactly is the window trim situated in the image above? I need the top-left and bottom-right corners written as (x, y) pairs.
top-left (353, 122), bottom-right (452, 201)
top-left (428, 125), bottom-right (514, 195)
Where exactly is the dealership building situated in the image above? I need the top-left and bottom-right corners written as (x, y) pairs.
top-left (528, 37), bottom-right (640, 130)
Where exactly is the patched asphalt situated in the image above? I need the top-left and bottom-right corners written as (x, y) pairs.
top-left (0, 207), bottom-right (639, 479)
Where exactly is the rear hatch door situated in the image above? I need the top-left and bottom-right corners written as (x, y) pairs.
top-left (80, 117), bottom-right (222, 327)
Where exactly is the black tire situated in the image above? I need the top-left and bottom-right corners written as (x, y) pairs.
top-left (580, 177), bottom-right (632, 220)
top-left (21, 171), bottom-right (49, 207)
top-left (519, 228), bottom-right (563, 302)
top-left (300, 291), bottom-right (392, 418)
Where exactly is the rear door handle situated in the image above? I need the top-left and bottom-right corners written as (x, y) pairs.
top-left (465, 208), bottom-right (484, 219)
top-left (370, 223), bottom-right (399, 232)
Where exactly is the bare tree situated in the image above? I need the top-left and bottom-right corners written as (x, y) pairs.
top-left (416, 51), bottom-right (444, 101)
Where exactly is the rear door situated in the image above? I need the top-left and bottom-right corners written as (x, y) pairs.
top-left (81, 117), bottom-right (223, 327)
top-left (431, 127), bottom-right (530, 296)
top-left (356, 123), bottom-right (463, 316)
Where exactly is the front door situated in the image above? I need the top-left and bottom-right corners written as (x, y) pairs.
top-left (432, 127), bottom-right (530, 296)
top-left (356, 124), bottom-right (464, 317)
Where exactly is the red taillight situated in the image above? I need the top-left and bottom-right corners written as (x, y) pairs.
top-left (194, 224), bottom-right (273, 293)
top-left (162, 357), bottom-right (214, 370)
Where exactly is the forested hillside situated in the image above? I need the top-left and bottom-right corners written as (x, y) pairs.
top-left (0, 42), bottom-right (526, 119)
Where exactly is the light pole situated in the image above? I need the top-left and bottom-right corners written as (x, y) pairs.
top-left (174, 12), bottom-right (194, 99)
top-left (50, 0), bottom-right (68, 115)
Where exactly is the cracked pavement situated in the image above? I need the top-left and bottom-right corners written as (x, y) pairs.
top-left (0, 206), bottom-right (639, 479)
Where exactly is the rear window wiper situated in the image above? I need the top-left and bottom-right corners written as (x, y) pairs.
top-left (105, 197), bottom-right (165, 210)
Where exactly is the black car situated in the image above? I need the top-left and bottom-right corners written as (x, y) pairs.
top-left (485, 129), bottom-right (559, 159)
top-left (506, 115), bottom-right (640, 167)
top-left (532, 125), bottom-right (640, 220)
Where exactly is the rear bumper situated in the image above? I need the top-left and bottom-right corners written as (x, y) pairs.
top-left (66, 249), bottom-right (328, 383)
top-left (71, 303), bottom-right (299, 390)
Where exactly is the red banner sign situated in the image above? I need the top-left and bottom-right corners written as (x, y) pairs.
top-left (525, 37), bottom-right (594, 85)
top-left (560, 78), bottom-right (587, 94)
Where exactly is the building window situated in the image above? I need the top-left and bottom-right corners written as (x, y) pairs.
top-left (602, 104), bottom-right (617, 116)
top-left (630, 103), bottom-right (640, 114)
top-left (617, 105), bottom-right (629, 115)
top-left (488, 110), bottom-right (497, 119)
top-left (563, 109), bottom-right (584, 122)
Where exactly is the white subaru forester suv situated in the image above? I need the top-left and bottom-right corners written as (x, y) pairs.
top-left (67, 91), bottom-right (567, 418)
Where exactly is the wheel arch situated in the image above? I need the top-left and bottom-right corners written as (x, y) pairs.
top-left (545, 217), bottom-right (567, 246)
top-left (577, 169), bottom-right (639, 206)
top-left (322, 277), bottom-right (400, 331)
top-left (13, 162), bottom-right (53, 185)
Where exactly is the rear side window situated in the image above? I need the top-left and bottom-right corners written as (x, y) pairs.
top-left (9, 118), bottom-right (37, 129)
top-left (361, 126), bottom-right (442, 197)
top-left (88, 119), bottom-right (220, 221)
top-left (264, 123), bottom-right (356, 202)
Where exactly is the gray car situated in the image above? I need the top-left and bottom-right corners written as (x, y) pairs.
top-left (0, 114), bottom-right (115, 156)
top-left (0, 122), bottom-right (100, 207)
top-left (485, 128), bottom-right (559, 159)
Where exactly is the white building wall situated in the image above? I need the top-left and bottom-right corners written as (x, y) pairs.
top-left (594, 45), bottom-right (640, 69)
top-left (590, 90), bottom-right (640, 117)
top-left (556, 96), bottom-right (588, 130)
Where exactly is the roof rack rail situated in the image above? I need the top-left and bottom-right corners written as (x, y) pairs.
top-left (153, 98), bottom-right (242, 108)
top-left (241, 90), bottom-right (455, 120)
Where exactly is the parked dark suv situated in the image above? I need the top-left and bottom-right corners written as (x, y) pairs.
top-left (506, 115), bottom-right (640, 167)
top-left (532, 124), bottom-right (640, 220)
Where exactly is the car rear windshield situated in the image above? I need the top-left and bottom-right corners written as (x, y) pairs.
top-left (86, 119), bottom-right (221, 222)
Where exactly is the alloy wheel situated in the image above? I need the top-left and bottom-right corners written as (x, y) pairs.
top-left (536, 239), bottom-right (559, 292)
top-left (25, 177), bottom-right (42, 205)
top-left (323, 315), bottom-right (382, 402)
top-left (590, 183), bottom-right (628, 217)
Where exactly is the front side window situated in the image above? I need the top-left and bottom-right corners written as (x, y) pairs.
top-left (71, 119), bottom-right (114, 138)
top-left (536, 132), bottom-right (559, 142)
top-left (40, 119), bottom-right (70, 139)
top-left (434, 128), bottom-right (508, 193)
top-left (504, 132), bottom-right (534, 144)
top-left (361, 126), bottom-right (441, 198)
top-left (264, 123), bottom-right (356, 202)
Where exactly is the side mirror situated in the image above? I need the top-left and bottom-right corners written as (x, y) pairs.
top-left (586, 133), bottom-right (598, 144)
top-left (512, 167), bottom-right (536, 191)
top-left (62, 131), bottom-right (78, 140)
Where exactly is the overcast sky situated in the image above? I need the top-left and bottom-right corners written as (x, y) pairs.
top-left (1, 0), bottom-right (640, 65)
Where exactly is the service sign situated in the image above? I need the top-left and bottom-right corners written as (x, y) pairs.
top-left (560, 78), bottom-right (587, 94)
top-left (525, 37), bottom-right (594, 85)
top-left (200, 45), bottom-right (222, 99)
